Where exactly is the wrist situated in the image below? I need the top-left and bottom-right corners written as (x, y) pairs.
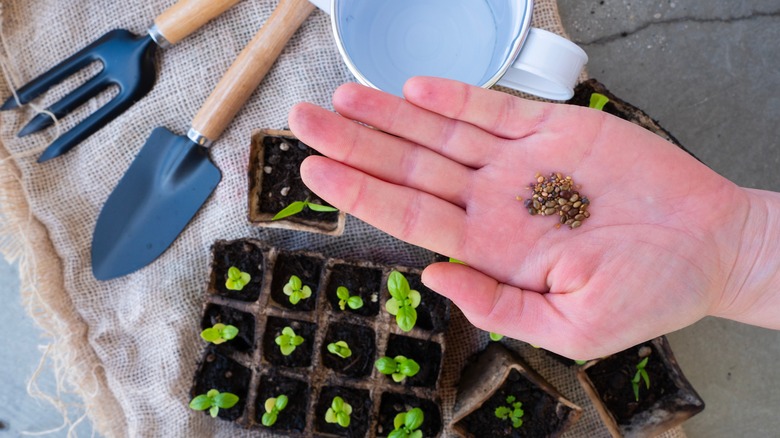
top-left (713, 188), bottom-right (780, 328)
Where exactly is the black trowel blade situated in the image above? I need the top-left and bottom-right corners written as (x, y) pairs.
top-left (91, 126), bottom-right (221, 280)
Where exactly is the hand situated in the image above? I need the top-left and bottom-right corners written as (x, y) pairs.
top-left (288, 77), bottom-right (776, 359)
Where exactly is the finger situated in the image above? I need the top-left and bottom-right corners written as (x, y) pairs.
top-left (422, 262), bottom-right (584, 357)
top-left (300, 156), bottom-right (468, 257)
top-left (331, 82), bottom-right (501, 168)
top-left (289, 102), bottom-right (473, 208)
top-left (403, 76), bottom-right (553, 140)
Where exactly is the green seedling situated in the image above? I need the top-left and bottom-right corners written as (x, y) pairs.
top-left (489, 332), bottom-right (504, 341)
top-left (275, 327), bottom-right (304, 356)
top-left (200, 323), bottom-right (239, 345)
top-left (494, 395), bottom-right (524, 428)
top-left (261, 394), bottom-right (289, 427)
top-left (389, 407), bottom-right (424, 438)
top-left (574, 359), bottom-right (588, 365)
top-left (448, 257), bottom-right (465, 264)
top-left (632, 356), bottom-right (651, 401)
top-left (375, 355), bottom-right (421, 383)
top-left (385, 271), bottom-right (421, 332)
top-left (283, 275), bottom-right (312, 305)
top-left (336, 286), bottom-right (364, 311)
top-left (589, 92), bottom-right (610, 111)
top-left (189, 389), bottom-right (239, 418)
top-left (272, 199), bottom-right (338, 221)
top-left (226, 266), bottom-right (250, 291)
top-left (327, 341), bottom-right (352, 359)
top-left (325, 396), bottom-right (352, 428)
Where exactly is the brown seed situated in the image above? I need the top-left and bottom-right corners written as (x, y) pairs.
top-left (571, 221), bottom-right (582, 229)
top-left (572, 201), bottom-right (582, 208)
top-left (537, 176), bottom-right (544, 183)
top-left (545, 200), bottom-right (556, 208)
top-left (569, 193), bottom-right (579, 202)
top-left (524, 199), bottom-right (533, 208)
top-left (560, 215), bottom-right (567, 224)
top-left (565, 219), bottom-right (574, 225)
top-left (528, 208), bottom-right (537, 216)
top-left (533, 200), bottom-right (541, 210)
top-left (584, 211), bottom-right (590, 218)
top-left (557, 198), bottom-right (567, 206)
top-left (544, 207), bottom-right (556, 216)
top-left (567, 209), bottom-right (578, 218)
top-left (575, 214), bottom-right (585, 221)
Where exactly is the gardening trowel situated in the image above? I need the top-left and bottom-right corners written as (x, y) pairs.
top-left (92, 0), bottom-right (329, 281)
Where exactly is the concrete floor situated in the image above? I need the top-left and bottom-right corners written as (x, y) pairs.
top-left (1, 0), bottom-right (779, 436)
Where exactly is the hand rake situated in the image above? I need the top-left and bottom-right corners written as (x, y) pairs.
top-left (1, 0), bottom-right (240, 162)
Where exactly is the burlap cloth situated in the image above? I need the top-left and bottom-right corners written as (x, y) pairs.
top-left (0, 1), bottom-right (688, 437)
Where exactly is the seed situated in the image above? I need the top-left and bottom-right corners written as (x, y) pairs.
top-left (557, 198), bottom-right (567, 206)
top-left (528, 208), bottom-right (537, 216)
top-left (544, 207), bottom-right (556, 216)
top-left (561, 205), bottom-right (572, 212)
top-left (575, 214), bottom-right (585, 221)
top-left (560, 215), bottom-right (567, 224)
top-left (567, 209), bottom-right (578, 218)
top-left (524, 199), bottom-right (533, 208)
top-left (533, 200), bottom-right (541, 210)
top-left (565, 219), bottom-right (574, 225)
top-left (537, 176), bottom-right (544, 183)
top-left (571, 220), bottom-right (582, 229)
top-left (545, 200), bottom-right (556, 208)
top-left (572, 201), bottom-right (582, 208)
top-left (569, 194), bottom-right (579, 202)
top-left (584, 211), bottom-right (590, 218)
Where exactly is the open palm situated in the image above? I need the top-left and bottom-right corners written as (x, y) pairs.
top-left (289, 77), bottom-right (752, 359)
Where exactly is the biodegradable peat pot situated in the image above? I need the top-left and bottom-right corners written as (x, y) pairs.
top-left (248, 129), bottom-right (346, 235)
top-left (452, 343), bottom-right (582, 437)
top-left (577, 336), bottom-right (705, 438)
top-left (190, 239), bottom-right (448, 436)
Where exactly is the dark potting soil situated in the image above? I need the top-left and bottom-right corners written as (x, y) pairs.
top-left (211, 240), bottom-right (264, 302)
top-left (262, 316), bottom-right (317, 368)
top-left (325, 263), bottom-right (382, 317)
top-left (201, 303), bottom-right (256, 352)
top-left (314, 386), bottom-right (372, 438)
top-left (270, 251), bottom-right (323, 311)
top-left (384, 334), bottom-right (442, 388)
top-left (259, 135), bottom-right (339, 223)
top-left (584, 342), bottom-right (679, 424)
top-left (404, 273), bottom-right (449, 333)
top-left (457, 369), bottom-right (576, 437)
top-left (376, 392), bottom-right (442, 437)
top-left (191, 347), bottom-right (252, 421)
top-left (255, 372), bottom-right (310, 433)
top-left (321, 322), bottom-right (376, 378)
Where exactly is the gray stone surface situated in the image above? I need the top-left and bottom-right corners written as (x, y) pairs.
top-left (557, 1), bottom-right (780, 436)
top-left (2, 1), bottom-right (779, 436)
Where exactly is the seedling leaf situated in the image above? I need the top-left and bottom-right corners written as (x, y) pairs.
top-left (189, 394), bottom-right (211, 411)
top-left (272, 201), bottom-right (306, 220)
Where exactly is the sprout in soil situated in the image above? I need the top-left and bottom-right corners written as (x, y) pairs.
top-left (632, 356), bottom-right (651, 401)
top-left (283, 275), bottom-right (312, 305)
top-left (375, 355), bottom-right (421, 383)
top-left (272, 199), bottom-right (338, 220)
top-left (325, 396), bottom-right (352, 428)
top-left (261, 394), bottom-right (289, 427)
top-left (327, 341), bottom-right (353, 359)
top-left (589, 92), bottom-right (610, 111)
top-left (189, 389), bottom-right (239, 418)
top-left (336, 286), bottom-right (364, 311)
top-left (489, 332), bottom-right (504, 341)
top-left (200, 323), bottom-right (239, 345)
top-left (389, 407), bottom-right (424, 438)
top-left (385, 271), bottom-right (421, 332)
top-left (275, 326), bottom-right (304, 356)
top-left (494, 395), bottom-right (524, 429)
top-left (225, 266), bottom-right (250, 291)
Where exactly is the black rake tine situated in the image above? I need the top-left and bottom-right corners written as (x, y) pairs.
top-left (1, 37), bottom-right (105, 111)
top-left (37, 90), bottom-right (136, 163)
top-left (17, 72), bottom-right (112, 137)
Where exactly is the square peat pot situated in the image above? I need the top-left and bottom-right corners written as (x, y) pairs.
top-left (248, 129), bottom-right (346, 236)
top-left (451, 343), bottom-right (582, 437)
top-left (577, 336), bottom-right (705, 438)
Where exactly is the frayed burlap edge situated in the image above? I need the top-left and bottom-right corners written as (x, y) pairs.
top-left (0, 144), bottom-right (125, 436)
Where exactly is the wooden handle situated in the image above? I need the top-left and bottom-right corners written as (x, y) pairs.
top-left (191, 0), bottom-right (316, 142)
top-left (154, 0), bottom-right (242, 45)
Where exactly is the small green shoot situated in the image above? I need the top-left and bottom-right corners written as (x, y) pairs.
top-left (336, 286), bottom-right (364, 311)
top-left (448, 257), bottom-right (465, 264)
top-left (325, 396), bottom-right (352, 428)
top-left (275, 327), bottom-right (304, 356)
top-left (226, 266), bottom-right (250, 291)
top-left (589, 92), bottom-right (610, 111)
top-left (574, 359), bottom-right (588, 365)
top-left (489, 332), bottom-right (504, 341)
top-left (189, 389), bottom-right (239, 418)
top-left (375, 355), bottom-right (421, 383)
top-left (200, 323), bottom-right (239, 345)
top-left (389, 407), bottom-right (424, 438)
top-left (632, 356), bottom-right (651, 401)
top-left (327, 341), bottom-right (353, 359)
top-left (494, 395), bottom-right (524, 429)
top-left (261, 394), bottom-right (289, 427)
top-left (385, 271), bottom-right (421, 332)
top-left (283, 275), bottom-right (312, 305)
top-left (272, 199), bottom-right (338, 220)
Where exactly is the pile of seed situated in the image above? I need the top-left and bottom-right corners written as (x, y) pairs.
top-left (521, 172), bottom-right (590, 229)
